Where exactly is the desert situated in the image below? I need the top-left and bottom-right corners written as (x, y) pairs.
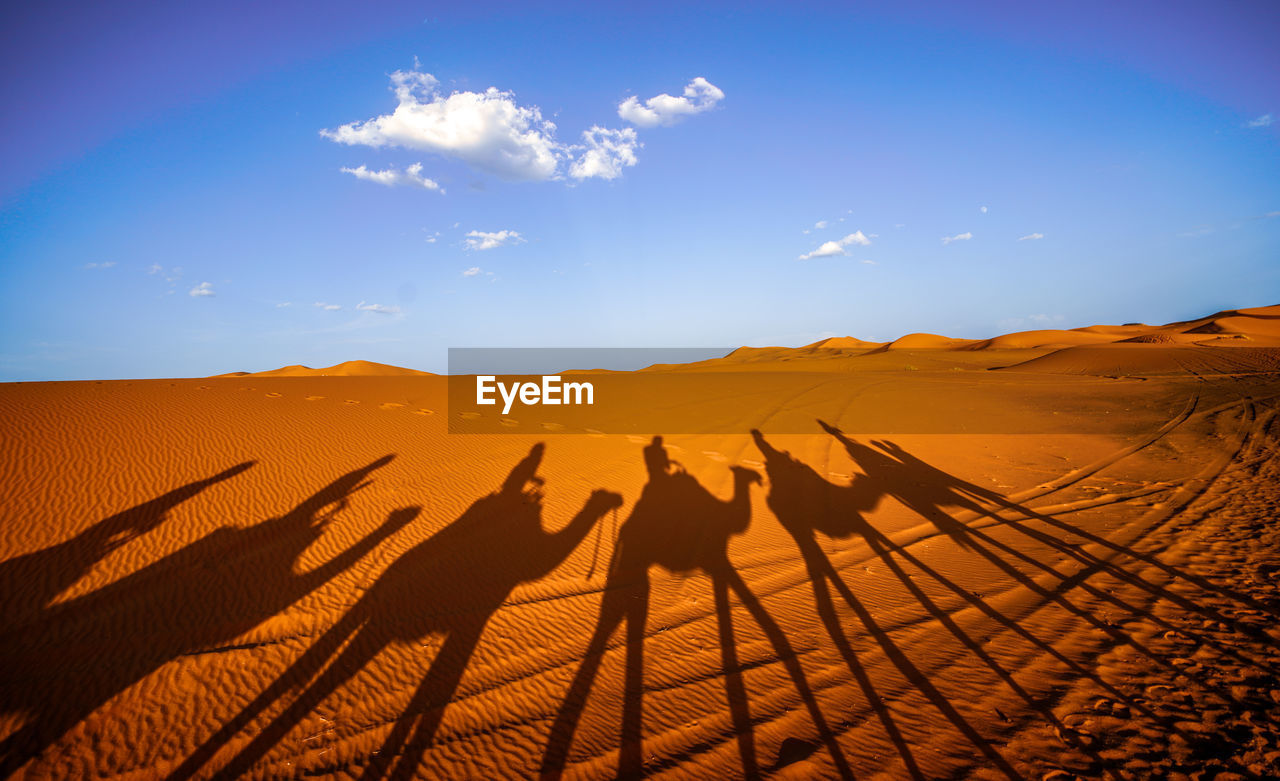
top-left (2, 306), bottom-right (1279, 779)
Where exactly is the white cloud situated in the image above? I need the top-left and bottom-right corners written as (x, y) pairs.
top-left (980, 205), bottom-right (988, 214)
top-left (315, 302), bottom-right (342, 311)
top-left (1246, 113), bottom-right (1273, 128)
top-left (941, 231), bottom-right (973, 245)
top-left (797, 230), bottom-right (872, 260)
top-left (814, 220), bottom-right (828, 229)
top-left (355, 301), bottom-right (401, 314)
top-left (276, 302), bottom-right (292, 308)
top-left (1017, 232), bottom-right (1044, 241)
top-left (617, 77), bottom-right (724, 127)
top-left (189, 282), bottom-right (214, 297)
top-left (340, 162), bottom-right (444, 192)
top-left (146, 263), bottom-right (162, 274)
top-left (861, 259), bottom-right (876, 265)
top-left (425, 231), bottom-right (440, 243)
top-left (325, 66), bottom-right (654, 184)
top-left (462, 267), bottom-right (482, 277)
top-left (569, 126), bottom-right (640, 180)
top-left (83, 261), bottom-right (116, 269)
top-left (464, 229), bottom-right (524, 251)
top-left (323, 68), bottom-right (565, 181)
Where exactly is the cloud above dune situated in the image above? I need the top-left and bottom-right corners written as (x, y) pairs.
top-left (941, 231), bottom-right (972, 245)
top-left (1246, 113), bottom-right (1273, 128)
top-left (618, 77), bottom-right (724, 127)
top-left (462, 267), bottom-right (482, 277)
top-left (464, 230), bottom-right (524, 251)
top-left (323, 66), bottom-right (648, 184)
top-left (83, 261), bottom-right (116, 269)
top-left (315, 302), bottom-right (341, 311)
top-left (798, 230), bottom-right (872, 260)
top-left (1017, 232), bottom-right (1044, 241)
top-left (188, 282), bottom-right (214, 297)
top-left (340, 163), bottom-right (444, 192)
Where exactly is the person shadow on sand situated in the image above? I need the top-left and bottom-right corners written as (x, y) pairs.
top-left (751, 424), bottom-right (1024, 779)
top-left (0, 460), bottom-right (255, 633)
top-left (0, 455), bottom-right (412, 779)
top-left (170, 443), bottom-right (622, 781)
top-left (541, 436), bottom-right (853, 781)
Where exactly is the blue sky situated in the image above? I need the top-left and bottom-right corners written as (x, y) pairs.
top-left (2, 1), bottom-right (1277, 380)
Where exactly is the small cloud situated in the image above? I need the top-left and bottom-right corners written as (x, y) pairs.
top-left (797, 230), bottom-right (872, 260)
top-left (894, 223), bottom-right (905, 229)
top-left (462, 267), bottom-right (482, 277)
top-left (146, 263), bottom-right (163, 275)
top-left (860, 259), bottom-right (876, 265)
top-left (83, 261), bottom-right (116, 269)
top-left (1028, 313), bottom-right (1065, 324)
top-left (980, 206), bottom-right (988, 214)
top-left (814, 220), bottom-right (828, 229)
top-left (941, 231), bottom-right (973, 245)
top-left (340, 162), bottom-right (444, 192)
top-left (618, 77), bottom-right (724, 127)
top-left (1267, 211), bottom-right (1280, 218)
top-left (276, 302), bottom-right (292, 308)
top-left (425, 231), bottom-right (440, 244)
top-left (569, 126), bottom-right (640, 180)
top-left (464, 229), bottom-right (524, 251)
top-left (355, 301), bottom-right (401, 314)
top-left (314, 302), bottom-right (342, 311)
top-left (1246, 113), bottom-right (1273, 128)
top-left (1017, 232), bottom-right (1045, 241)
top-left (189, 282), bottom-right (215, 297)
top-left (1178, 226), bottom-right (1214, 238)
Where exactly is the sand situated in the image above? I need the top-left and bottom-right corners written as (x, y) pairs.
top-left (2, 307), bottom-right (1279, 779)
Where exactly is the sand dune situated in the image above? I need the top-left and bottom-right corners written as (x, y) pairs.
top-left (216, 360), bottom-right (433, 378)
top-left (2, 306), bottom-right (1279, 779)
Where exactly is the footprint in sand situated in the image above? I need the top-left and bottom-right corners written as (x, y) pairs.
top-left (626, 435), bottom-right (649, 444)
top-left (584, 428), bottom-right (606, 437)
top-left (411, 408), bottom-right (434, 416)
top-left (499, 418), bottom-right (520, 427)
top-left (701, 450), bottom-right (728, 463)
top-left (343, 399), bottom-right (360, 405)
top-left (305, 395), bottom-right (325, 402)
top-left (460, 411), bottom-right (481, 420)
top-left (265, 392), bottom-right (282, 398)
top-left (379, 402), bottom-right (405, 410)
top-left (197, 385), bottom-right (209, 390)
top-left (541, 422), bottom-right (564, 431)
top-left (740, 458), bottom-right (763, 468)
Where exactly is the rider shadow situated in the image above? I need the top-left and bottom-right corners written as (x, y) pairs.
top-left (172, 443), bottom-right (622, 781)
top-left (815, 422), bottom-right (1276, 724)
top-left (0, 460), bottom-right (255, 632)
top-left (751, 427), bottom-right (1022, 779)
top-left (541, 436), bottom-right (853, 781)
top-left (0, 456), bottom-right (410, 779)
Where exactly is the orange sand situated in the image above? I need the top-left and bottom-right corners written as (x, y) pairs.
top-left (2, 307), bottom-right (1279, 779)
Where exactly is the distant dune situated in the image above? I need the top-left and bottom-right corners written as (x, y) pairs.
top-left (213, 360), bottom-right (433, 378)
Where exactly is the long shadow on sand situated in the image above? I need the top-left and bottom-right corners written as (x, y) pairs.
top-left (754, 421), bottom-right (1275, 777)
top-left (0, 456), bottom-right (410, 778)
top-left (540, 436), bottom-right (854, 781)
top-left (171, 443), bottom-right (621, 781)
top-left (0, 461), bottom-right (255, 632)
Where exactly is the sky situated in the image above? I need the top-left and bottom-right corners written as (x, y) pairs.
top-left (1, 0), bottom-right (1278, 380)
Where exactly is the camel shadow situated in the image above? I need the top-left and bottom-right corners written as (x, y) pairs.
top-left (171, 443), bottom-right (621, 781)
top-left (541, 436), bottom-right (853, 781)
top-left (0, 455), bottom-right (410, 779)
top-left (0, 460), bottom-right (255, 633)
top-left (752, 427), bottom-right (1022, 779)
